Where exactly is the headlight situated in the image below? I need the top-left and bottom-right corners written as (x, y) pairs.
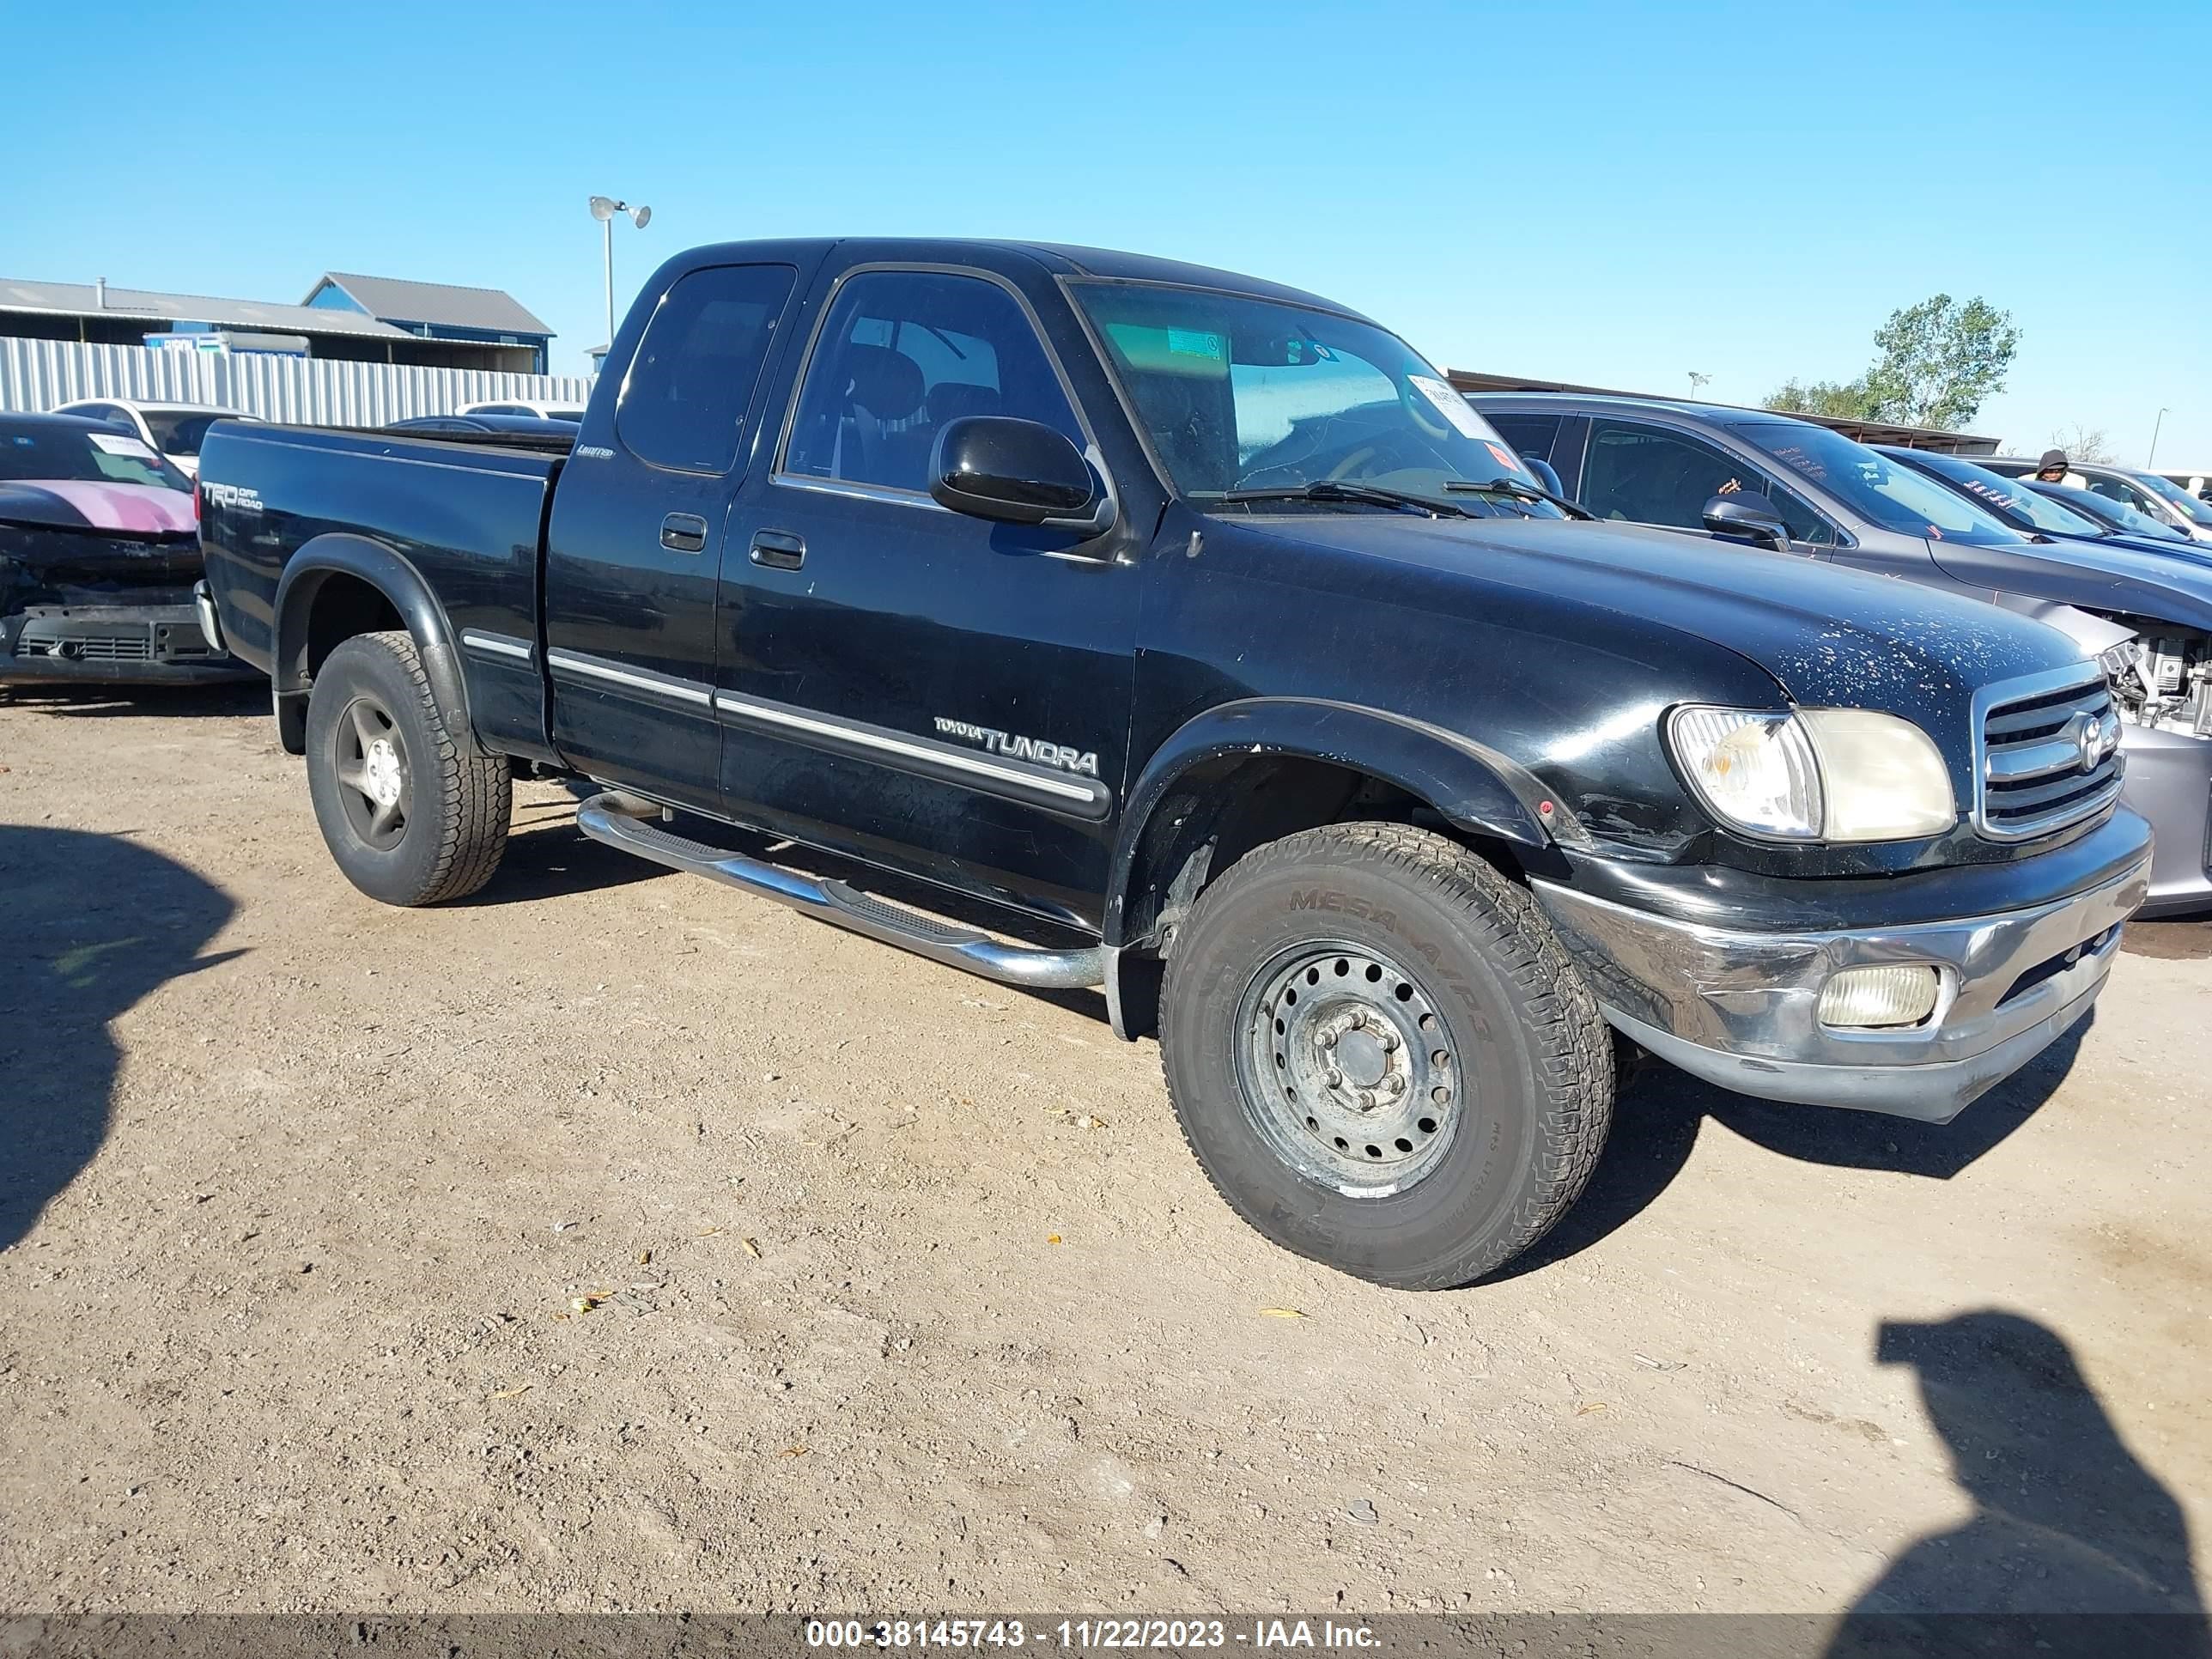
top-left (1668, 708), bottom-right (1822, 839)
top-left (1668, 707), bottom-right (1956, 843)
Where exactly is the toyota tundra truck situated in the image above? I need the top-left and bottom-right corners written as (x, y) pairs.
top-left (195, 238), bottom-right (2152, 1288)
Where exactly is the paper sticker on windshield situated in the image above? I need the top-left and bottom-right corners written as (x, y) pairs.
top-left (1409, 375), bottom-right (1491, 441)
top-left (89, 432), bottom-right (157, 459)
top-left (1484, 441), bottom-right (1522, 477)
top-left (1167, 328), bottom-right (1225, 362)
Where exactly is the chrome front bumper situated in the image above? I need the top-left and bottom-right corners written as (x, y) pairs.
top-left (1531, 849), bottom-right (2151, 1122)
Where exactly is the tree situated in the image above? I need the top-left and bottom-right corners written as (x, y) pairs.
top-left (2045, 423), bottom-right (2118, 465)
top-left (1865, 295), bottom-right (2021, 429)
top-left (1765, 295), bottom-right (2020, 430)
top-left (1765, 378), bottom-right (1881, 420)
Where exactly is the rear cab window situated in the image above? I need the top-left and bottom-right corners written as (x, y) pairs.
top-left (617, 264), bottom-right (799, 473)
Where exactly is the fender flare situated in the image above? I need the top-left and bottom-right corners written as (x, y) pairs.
top-left (270, 532), bottom-right (472, 755)
top-left (1103, 696), bottom-right (1570, 947)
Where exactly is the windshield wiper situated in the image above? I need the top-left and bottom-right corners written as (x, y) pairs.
top-left (1443, 476), bottom-right (1595, 520)
top-left (1216, 481), bottom-right (1477, 519)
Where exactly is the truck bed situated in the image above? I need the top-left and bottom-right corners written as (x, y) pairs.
top-left (199, 422), bottom-right (562, 671)
top-left (198, 422), bottom-right (564, 757)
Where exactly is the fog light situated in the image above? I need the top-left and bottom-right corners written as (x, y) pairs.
top-left (1819, 964), bottom-right (1941, 1030)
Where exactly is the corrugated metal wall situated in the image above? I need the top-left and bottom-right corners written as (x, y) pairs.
top-left (0, 340), bottom-right (594, 427)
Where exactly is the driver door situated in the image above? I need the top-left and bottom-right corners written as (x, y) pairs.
top-left (714, 264), bottom-right (1139, 929)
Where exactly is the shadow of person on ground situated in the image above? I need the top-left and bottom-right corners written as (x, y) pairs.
top-left (0, 826), bottom-right (238, 1250)
top-left (1495, 1014), bottom-right (2092, 1280)
top-left (1825, 1310), bottom-right (2209, 1658)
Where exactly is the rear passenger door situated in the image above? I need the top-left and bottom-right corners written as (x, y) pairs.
top-left (714, 264), bottom-right (1139, 929)
top-left (541, 261), bottom-right (803, 810)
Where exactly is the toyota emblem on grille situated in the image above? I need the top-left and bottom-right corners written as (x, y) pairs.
top-left (2063, 709), bottom-right (2114, 774)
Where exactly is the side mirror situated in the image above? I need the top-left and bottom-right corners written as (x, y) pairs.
top-left (1521, 454), bottom-right (1565, 497)
top-left (1702, 492), bottom-right (1791, 552)
top-left (929, 416), bottom-right (1097, 526)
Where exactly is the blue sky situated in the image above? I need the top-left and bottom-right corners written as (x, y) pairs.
top-left (3, 0), bottom-right (2207, 465)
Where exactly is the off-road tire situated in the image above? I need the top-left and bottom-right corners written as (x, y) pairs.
top-left (1160, 822), bottom-right (1613, 1289)
top-left (305, 629), bottom-right (509, 906)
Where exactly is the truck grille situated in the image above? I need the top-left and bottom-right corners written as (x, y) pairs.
top-left (1976, 667), bottom-right (2124, 842)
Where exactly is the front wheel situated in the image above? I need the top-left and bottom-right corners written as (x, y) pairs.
top-left (304, 629), bottom-right (510, 906)
top-left (1160, 823), bottom-right (1613, 1289)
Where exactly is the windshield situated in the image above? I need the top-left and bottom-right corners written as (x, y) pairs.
top-left (2135, 470), bottom-right (2212, 526)
top-left (1070, 281), bottom-right (1554, 517)
top-left (544, 409), bottom-right (585, 422)
top-left (1725, 420), bottom-right (2024, 545)
top-left (0, 422), bottom-right (189, 489)
top-left (1899, 450), bottom-right (2109, 537)
top-left (2042, 483), bottom-right (2189, 541)
top-left (140, 410), bottom-right (237, 457)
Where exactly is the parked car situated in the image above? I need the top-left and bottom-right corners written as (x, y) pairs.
top-left (1876, 445), bottom-right (2212, 565)
top-left (1981, 456), bottom-right (2212, 544)
top-left (0, 412), bottom-right (252, 686)
top-left (200, 238), bottom-right (2151, 1288)
top-left (1474, 392), bottom-right (2212, 915)
top-left (2027, 481), bottom-right (2196, 544)
top-left (385, 414), bottom-right (579, 447)
top-left (52, 399), bottom-right (259, 480)
top-left (458, 399), bottom-right (585, 422)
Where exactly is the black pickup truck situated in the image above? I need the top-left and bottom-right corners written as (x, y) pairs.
top-left (198, 238), bottom-right (2152, 1288)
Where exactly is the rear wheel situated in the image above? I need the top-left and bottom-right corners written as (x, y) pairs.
top-left (1160, 823), bottom-right (1613, 1289)
top-left (304, 630), bottom-right (509, 906)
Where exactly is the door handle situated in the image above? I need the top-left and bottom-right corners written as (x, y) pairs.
top-left (750, 530), bottom-right (806, 570)
top-left (660, 513), bottom-right (708, 553)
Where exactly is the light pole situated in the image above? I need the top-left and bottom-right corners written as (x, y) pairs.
top-left (1686, 372), bottom-right (1711, 398)
top-left (589, 196), bottom-right (652, 357)
top-left (2148, 406), bottom-right (2171, 469)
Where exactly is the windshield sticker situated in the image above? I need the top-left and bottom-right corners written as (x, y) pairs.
top-left (89, 432), bottom-right (157, 459)
top-left (1166, 329), bottom-right (1224, 362)
top-left (1484, 441), bottom-right (1521, 477)
top-left (1409, 375), bottom-right (1491, 441)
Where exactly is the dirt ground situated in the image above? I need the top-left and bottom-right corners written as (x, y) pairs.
top-left (2, 684), bottom-right (2208, 1620)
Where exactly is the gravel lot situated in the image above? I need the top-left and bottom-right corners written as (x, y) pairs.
top-left (2, 684), bottom-right (2208, 1620)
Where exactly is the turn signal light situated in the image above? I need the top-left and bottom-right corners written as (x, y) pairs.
top-left (1818, 964), bottom-right (1941, 1030)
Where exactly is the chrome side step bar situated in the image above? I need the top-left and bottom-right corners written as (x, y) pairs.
top-left (576, 792), bottom-right (1105, 990)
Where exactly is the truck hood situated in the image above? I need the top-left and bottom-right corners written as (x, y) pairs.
top-left (1257, 512), bottom-right (2087, 710)
top-left (1929, 531), bottom-right (2212, 631)
top-left (0, 480), bottom-right (197, 538)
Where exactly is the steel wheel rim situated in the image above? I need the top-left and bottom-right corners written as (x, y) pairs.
top-left (331, 693), bottom-right (410, 851)
top-left (1234, 939), bottom-right (1463, 1197)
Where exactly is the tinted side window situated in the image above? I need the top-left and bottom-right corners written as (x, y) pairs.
top-left (2089, 476), bottom-right (2158, 515)
top-left (1484, 411), bottom-right (1562, 468)
top-left (1767, 483), bottom-right (1835, 546)
top-left (1583, 421), bottom-right (1767, 532)
top-left (617, 263), bottom-right (797, 473)
top-left (782, 270), bottom-right (1082, 495)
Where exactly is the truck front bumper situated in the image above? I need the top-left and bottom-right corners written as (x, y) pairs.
top-left (1, 603), bottom-right (258, 687)
top-left (1531, 823), bottom-right (2152, 1123)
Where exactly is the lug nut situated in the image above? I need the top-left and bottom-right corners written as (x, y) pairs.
top-left (1383, 1075), bottom-right (1406, 1097)
top-left (1325, 1069), bottom-right (1343, 1089)
top-left (1357, 1090), bottom-right (1377, 1110)
top-left (1320, 1030), bottom-right (1337, 1050)
top-left (1377, 1030), bottom-right (1399, 1052)
top-left (1347, 1009), bottom-right (1367, 1030)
